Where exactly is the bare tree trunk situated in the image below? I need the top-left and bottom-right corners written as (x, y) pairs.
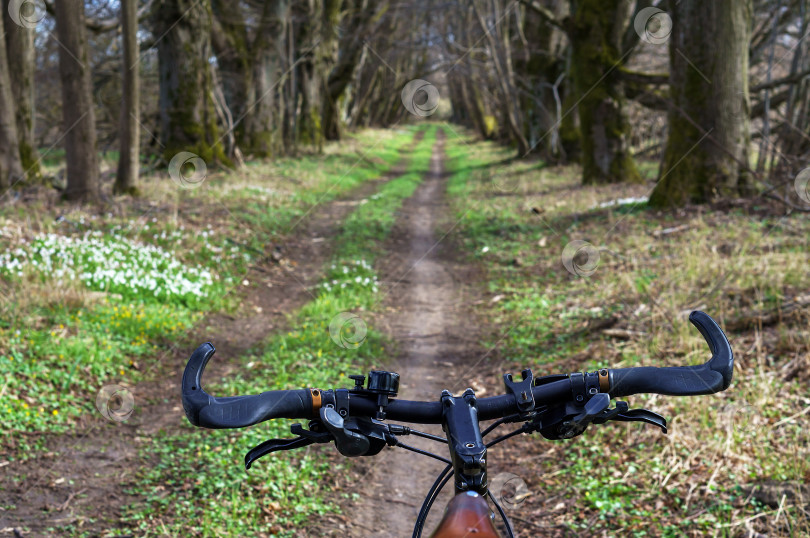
top-left (570, 0), bottom-right (641, 184)
top-left (322, 0), bottom-right (375, 140)
top-left (54, 0), bottom-right (100, 202)
top-left (471, 0), bottom-right (530, 155)
top-left (650, 0), bottom-right (753, 207)
top-left (114, 0), bottom-right (140, 195)
top-left (3, 0), bottom-right (40, 181)
top-left (0, 7), bottom-right (23, 191)
top-left (153, 0), bottom-right (227, 164)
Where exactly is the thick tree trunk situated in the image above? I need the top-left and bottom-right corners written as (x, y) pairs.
top-left (114, 0), bottom-right (140, 195)
top-left (570, 0), bottom-right (641, 184)
top-left (294, 0), bottom-right (340, 149)
top-left (514, 2), bottom-right (570, 161)
top-left (3, 0), bottom-right (40, 181)
top-left (153, 0), bottom-right (226, 164)
top-left (649, 0), bottom-right (753, 207)
top-left (211, 0), bottom-right (251, 152)
top-left (322, 0), bottom-right (374, 141)
top-left (0, 7), bottom-right (23, 191)
top-left (54, 0), bottom-right (100, 202)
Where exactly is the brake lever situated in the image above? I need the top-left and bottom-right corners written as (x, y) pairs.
top-left (244, 421), bottom-right (333, 469)
top-left (613, 409), bottom-right (668, 434)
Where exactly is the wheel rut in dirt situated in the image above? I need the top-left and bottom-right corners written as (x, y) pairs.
top-left (0, 133), bottom-right (425, 537)
top-left (334, 130), bottom-right (484, 537)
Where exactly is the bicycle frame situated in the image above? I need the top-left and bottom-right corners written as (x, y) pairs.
top-left (415, 388), bottom-right (506, 537)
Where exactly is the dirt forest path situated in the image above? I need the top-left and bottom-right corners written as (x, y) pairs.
top-left (2, 132), bottom-right (426, 536)
top-left (325, 131), bottom-right (485, 537)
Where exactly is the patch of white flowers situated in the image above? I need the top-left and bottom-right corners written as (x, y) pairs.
top-left (0, 231), bottom-right (216, 304)
top-left (319, 259), bottom-right (379, 294)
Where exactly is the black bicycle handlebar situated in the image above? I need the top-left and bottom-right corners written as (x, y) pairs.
top-left (608, 311), bottom-right (734, 397)
top-left (182, 343), bottom-right (314, 428)
top-left (181, 311), bottom-right (733, 430)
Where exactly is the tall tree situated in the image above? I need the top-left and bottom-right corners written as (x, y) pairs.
top-left (114, 0), bottom-right (140, 195)
top-left (3, 0), bottom-right (41, 181)
top-left (211, 0), bottom-right (289, 157)
top-left (471, 0), bottom-right (530, 155)
top-left (322, 0), bottom-right (376, 141)
top-left (650, 0), bottom-right (753, 206)
top-left (294, 0), bottom-right (341, 149)
top-left (54, 0), bottom-right (100, 201)
top-left (0, 6), bottom-right (24, 191)
top-left (153, 0), bottom-right (226, 164)
top-left (569, 0), bottom-right (641, 184)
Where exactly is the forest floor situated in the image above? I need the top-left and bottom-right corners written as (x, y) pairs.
top-left (1, 124), bottom-right (809, 537)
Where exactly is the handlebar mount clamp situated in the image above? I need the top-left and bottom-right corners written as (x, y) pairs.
top-left (503, 369), bottom-right (535, 415)
top-left (348, 370), bottom-right (400, 420)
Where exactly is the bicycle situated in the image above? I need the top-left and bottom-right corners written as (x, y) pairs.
top-left (181, 310), bottom-right (733, 537)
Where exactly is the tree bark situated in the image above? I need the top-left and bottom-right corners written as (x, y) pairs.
top-left (570, 0), bottom-right (641, 184)
top-left (54, 0), bottom-right (100, 202)
top-left (322, 0), bottom-right (375, 140)
top-left (3, 0), bottom-right (40, 181)
top-left (649, 0), bottom-right (753, 207)
top-left (471, 0), bottom-right (530, 156)
top-left (114, 0), bottom-right (140, 195)
top-left (153, 0), bottom-right (227, 164)
top-left (294, 0), bottom-right (340, 149)
top-left (0, 7), bottom-right (23, 191)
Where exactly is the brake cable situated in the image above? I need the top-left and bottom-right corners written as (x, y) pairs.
top-left (413, 465), bottom-right (453, 538)
top-left (393, 440), bottom-right (451, 465)
top-left (487, 490), bottom-right (516, 538)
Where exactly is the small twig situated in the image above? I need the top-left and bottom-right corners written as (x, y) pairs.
top-left (773, 404), bottom-right (810, 428)
top-left (764, 192), bottom-right (810, 212)
top-left (56, 488), bottom-right (87, 512)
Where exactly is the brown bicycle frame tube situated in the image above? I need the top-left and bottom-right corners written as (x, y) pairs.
top-left (430, 491), bottom-right (501, 538)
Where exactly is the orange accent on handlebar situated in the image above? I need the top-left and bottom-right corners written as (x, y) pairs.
top-left (598, 368), bottom-right (609, 392)
top-left (310, 388), bottom-right (322, 414)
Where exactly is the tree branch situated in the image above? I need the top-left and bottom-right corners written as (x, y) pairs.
top-left (517, 0), bottom-right (566, 31)
top-left (43, 0), bottom-right (155, 33)
top-left (750, 67), bottom-right (810, 92)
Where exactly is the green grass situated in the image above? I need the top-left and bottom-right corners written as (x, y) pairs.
top-left (121, 125), bottom-right (441, 537)
top-left (0, 127), bottom-right (424, 459)
top-left (441, 128), bottom-right (810, 536)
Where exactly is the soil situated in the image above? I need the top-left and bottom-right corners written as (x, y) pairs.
top-left (313, 132), bottom-right (494, 537)
top-left (0, 134), bottom-right (425, 537)
top-left (3, 128), bottom-right (497, 538)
